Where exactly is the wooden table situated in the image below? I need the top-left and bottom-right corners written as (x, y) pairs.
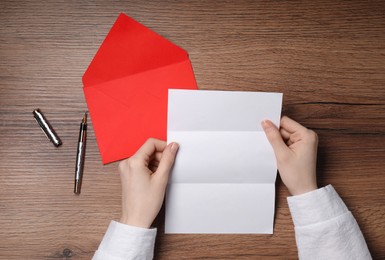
top-left (1, 1), bottom-right (384, 259)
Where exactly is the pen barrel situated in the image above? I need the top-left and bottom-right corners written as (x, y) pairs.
top-left (74, 122), bottom-right (87, 194)
top-left (78, 123), bottom-right (87, 142)
top-left (74, 141), bottom-right (85, 194)
top-left (75, 141), bottom-right (85, 178)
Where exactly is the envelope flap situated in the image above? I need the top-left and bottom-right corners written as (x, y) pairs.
top-left (83, 13), bottom-right (189, 87)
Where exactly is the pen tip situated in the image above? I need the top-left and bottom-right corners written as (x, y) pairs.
top-left (83, 112), bottom-right (87, 123)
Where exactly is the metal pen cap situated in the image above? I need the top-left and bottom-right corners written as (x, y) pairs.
top-left (33, 109), bottom-right (62, 147)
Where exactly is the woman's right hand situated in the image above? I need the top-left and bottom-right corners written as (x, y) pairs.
top-left (262, 116), bottom-right (318, 196)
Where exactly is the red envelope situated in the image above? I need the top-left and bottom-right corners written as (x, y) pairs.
top-left (83, 13), bottom-right (198, 164)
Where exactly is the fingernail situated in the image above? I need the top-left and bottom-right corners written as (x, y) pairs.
top-left (170, 142), bottom-right (179, 153)
top-left (261, 120), bottom-right (270, 130)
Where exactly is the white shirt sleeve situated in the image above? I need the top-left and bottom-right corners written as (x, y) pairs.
top-left (287, 185), bottom-right (372, 260)
top-left (92, 221), bottom-right (157, 260)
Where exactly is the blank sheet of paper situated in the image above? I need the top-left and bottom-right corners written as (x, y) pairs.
top-left (166, 90), bottom-right (282, 234)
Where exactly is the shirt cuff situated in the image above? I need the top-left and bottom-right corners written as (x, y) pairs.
top-left (287, 185), bottom-right (348, 227)
top-left (94, 220), bottom-right (157, 260)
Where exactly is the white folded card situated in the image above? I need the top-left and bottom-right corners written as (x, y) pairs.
top-left (166, 89), bottom-right (283, 234)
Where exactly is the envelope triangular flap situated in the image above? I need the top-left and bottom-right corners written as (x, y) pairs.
top-left (82, 13), bottom-right (189, 88)
top-left (85, 60), bottom-right (195, 113)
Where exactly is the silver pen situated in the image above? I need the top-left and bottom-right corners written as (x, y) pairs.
top-left (74, 113), bottom-right (87, 194)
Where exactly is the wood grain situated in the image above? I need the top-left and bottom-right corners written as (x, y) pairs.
top-left (1, 0), bottom-right (384, 259)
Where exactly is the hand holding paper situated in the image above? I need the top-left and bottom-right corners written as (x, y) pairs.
top-left (166, 90), bottom-right (283, 234)
top-left (262, 117), bottom-right (318, 195)
top-left (119, 139), bottom-right (179, 228)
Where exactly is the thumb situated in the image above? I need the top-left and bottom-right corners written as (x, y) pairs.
top-left (261, 120), bottom-right (289, 160)
top-left (155, 142), bottom-right (179, 182)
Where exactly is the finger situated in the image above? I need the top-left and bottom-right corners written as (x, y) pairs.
top-left (287, 139), bottom-right (294, 146)
top-left (149, 153), bottom-right (162, 168)
top-left (289, 131), bottom-right (304, 144)
top-left (261, 120), bottom-right (290, 159)
top-left (154, 142), bottom-right (179, 183)
top-left (135, 138), bottom-right (167, 161)
top-left (280, 128), bottom-right (291, 140)
top-left (280, 116), bottom-right (307, 134)
top-left (154, 152), bottom-right (162, 163)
